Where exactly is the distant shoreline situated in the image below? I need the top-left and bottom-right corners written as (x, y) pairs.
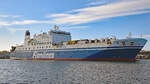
top-left (0, 55), bottom-right (10, 59)
top-left (0, 51), bottom-right (10, 59)
top-left (136, 51), bottom-right (150, 59)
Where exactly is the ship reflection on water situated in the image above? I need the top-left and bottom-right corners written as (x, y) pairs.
top-left (0, 59), bottom-right (150, 84)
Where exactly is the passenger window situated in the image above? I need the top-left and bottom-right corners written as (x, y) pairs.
top-left (122, 41), bottom-right (126, 46)
top-left (130, 42), bottom-right (134, 46)
top-left (116, 42), bottom-right (119, 44)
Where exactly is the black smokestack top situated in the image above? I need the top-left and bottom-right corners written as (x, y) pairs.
top-left (25, 30), bottom-right (30, 36)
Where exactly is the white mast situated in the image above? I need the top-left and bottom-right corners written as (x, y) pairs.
top-left (54, 25), bottom-right (59, 31)
top-left (127, 32), bottom-right (132, 38)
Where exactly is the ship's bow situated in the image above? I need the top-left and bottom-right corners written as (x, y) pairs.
top-left (87, 38), bottom-right (147, 61)
top-left (109, 38), bottom-right (147, 61)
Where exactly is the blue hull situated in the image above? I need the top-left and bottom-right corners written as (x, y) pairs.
top-left (10, 46), bottom-right (142, 61)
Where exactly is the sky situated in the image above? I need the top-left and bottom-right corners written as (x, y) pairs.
top-left (0, 0), bottom-right (150, 51)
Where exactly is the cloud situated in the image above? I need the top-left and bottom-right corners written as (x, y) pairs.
top-left (46, 14), bottom-right (72, 18)
top-left (1, 0), bottom-right (150, 26)
top-left (48, 0), bottom-right (150, 25)
top-left (0, 21), bottom-right (10, 26)
top-left (134, 34), bottom-right (150, 38)
top-left (87, 0), bottom-right (113, 6)
top-left (61, 26), bottom-right (88, 30)
top-left (0, 20), bottom-right (51, 26)
top-left (88, 1), bottom-right (107, 6)
top-left (11, 20), bottom-right (50, 25)
top-left (0, 15), bottom-right (21, 18)
top-left (7, 27), bottom-right (27, 34)
top-left (141, 35), bottom-right (150, 38)
top-left (87, 0), bottom-right (127, 6)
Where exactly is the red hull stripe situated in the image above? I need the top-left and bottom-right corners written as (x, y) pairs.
top-left (12, 58), bottom-right (137, 62)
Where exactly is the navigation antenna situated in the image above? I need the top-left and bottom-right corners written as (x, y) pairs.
top-left (140, 34), bottom-right (143, 38)
top-left (40, 29), bottom-right (43, 33)
top-left (127, 32), bottom-right (132, 38)
top-left (54, 25), bottom-right (59, 31)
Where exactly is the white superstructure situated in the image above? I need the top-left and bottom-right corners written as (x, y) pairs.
top-left (14, 26), bottom-right (120, 51)
top-left (15, 26), bottom-right (71, 51)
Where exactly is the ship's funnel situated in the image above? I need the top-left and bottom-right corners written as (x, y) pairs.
top-left (25, 30), bottom-right (30, 36)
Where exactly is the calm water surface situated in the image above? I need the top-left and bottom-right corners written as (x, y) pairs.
top-left (0, 59), bottom-right (150, 84)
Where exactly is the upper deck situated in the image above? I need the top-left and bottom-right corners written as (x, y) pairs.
top-left (12, 26), bottom-right (147, 52)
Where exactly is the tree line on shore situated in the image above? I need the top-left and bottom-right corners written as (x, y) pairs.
top-left (0, 51), bottom-right (10, 59)
top-left (139, 50), bottom-right (150, 55)
top-left (0, 51), bottom-right (10, 55)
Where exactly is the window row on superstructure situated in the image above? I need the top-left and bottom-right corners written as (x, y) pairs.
top-left (27, 42), bottom-right (52, 46)
top-left (16, 45), bottom-right (52, 51)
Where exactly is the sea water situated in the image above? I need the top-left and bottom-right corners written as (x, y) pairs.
top-left (0, 59), bottom-right (150, 84)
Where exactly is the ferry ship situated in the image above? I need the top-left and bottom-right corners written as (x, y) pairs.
top-left (10, 26), bottom-right (147, 61)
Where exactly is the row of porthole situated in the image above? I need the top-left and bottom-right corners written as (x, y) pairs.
top-left (116, 41), bottom-right (135, 46)
top-left (28, 42), bottom-right (51, 46)
top-left (18, 46), bottom-right (51, 50)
